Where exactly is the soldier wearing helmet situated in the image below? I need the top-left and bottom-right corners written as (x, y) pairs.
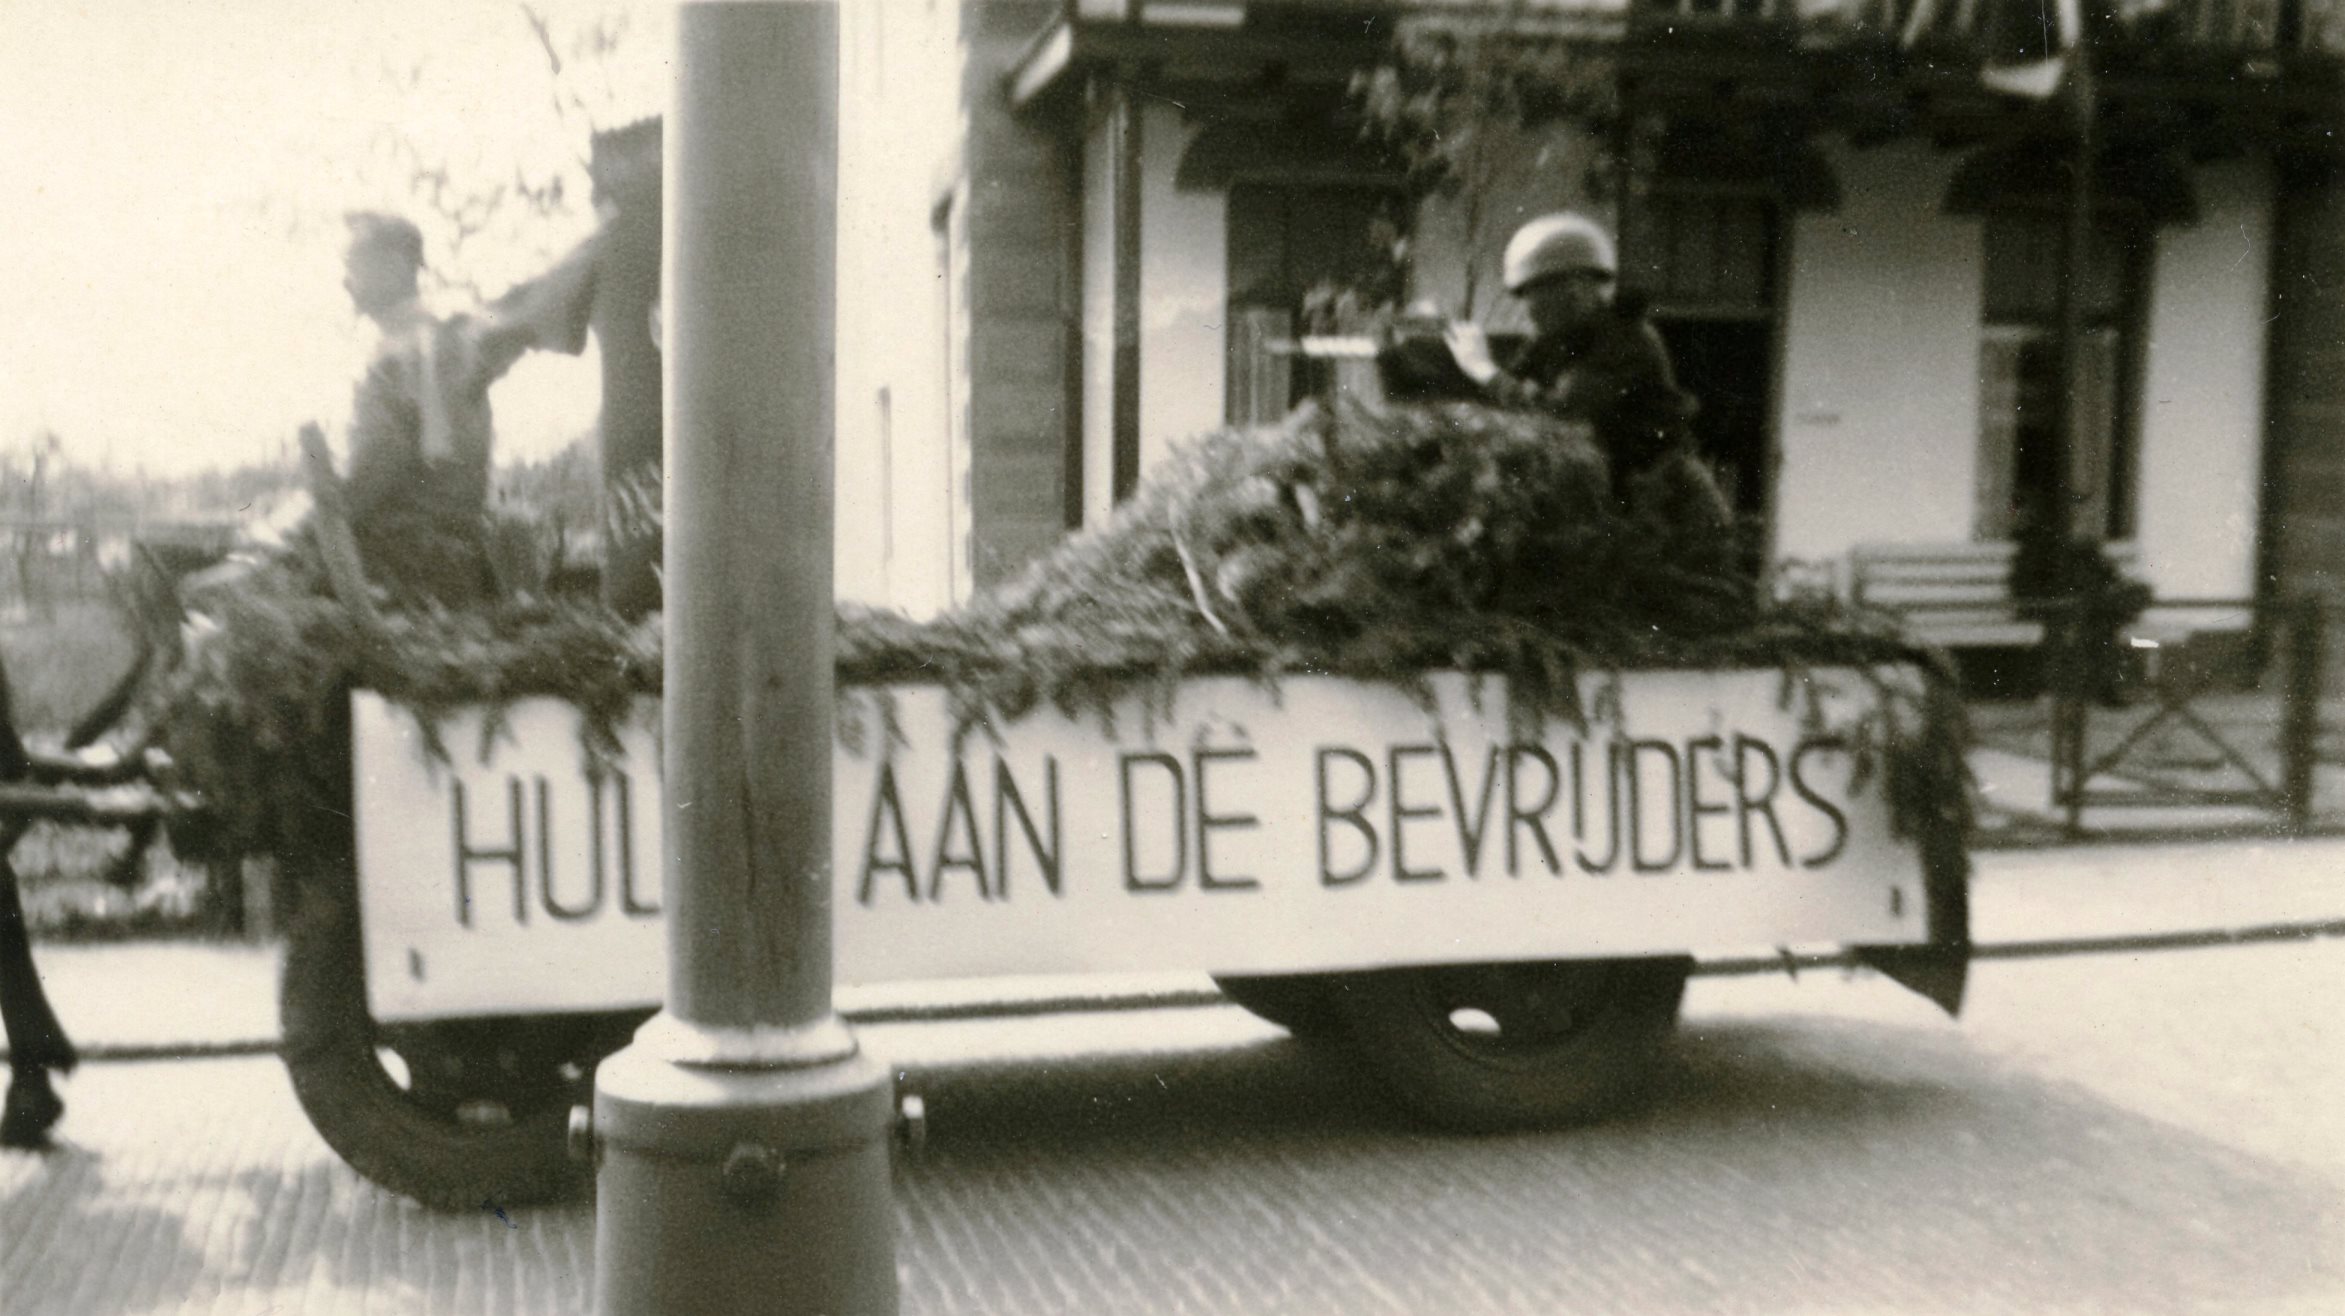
top-left (1446, 212), bottom-right (1728, 532)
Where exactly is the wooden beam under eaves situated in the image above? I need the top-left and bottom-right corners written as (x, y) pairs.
top-left (1007, 13), bottom-right (1403, 111)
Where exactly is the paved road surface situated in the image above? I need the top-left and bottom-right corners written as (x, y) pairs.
top-left (5, 941), bottom-right (2343, 1314)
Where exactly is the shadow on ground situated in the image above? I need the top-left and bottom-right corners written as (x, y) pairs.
top-left (887, 1008), bottom-right (2344, 1315)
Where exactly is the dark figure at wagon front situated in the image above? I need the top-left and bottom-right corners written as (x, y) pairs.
top-left (0, 542), bottom-right (243, 1149)
top-left (0, 216), bottom-right (608, 1150)
top-left (0, 674), bottom-right (73, 1147)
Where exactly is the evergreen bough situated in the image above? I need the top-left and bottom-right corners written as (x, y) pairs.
top-left (151, 401), bottom-right (1971, 878)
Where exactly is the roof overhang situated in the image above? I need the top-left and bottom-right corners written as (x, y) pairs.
top-left (1007, 0), bottom-right (1626, 110)
top-left (1005, 0), bottom-right (2339, 148)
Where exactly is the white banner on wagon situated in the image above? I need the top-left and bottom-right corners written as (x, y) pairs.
top-left (351, 670), bottom-right (1930, 1022)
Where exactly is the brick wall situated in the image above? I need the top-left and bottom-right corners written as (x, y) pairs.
top-left (961, 1), bottom-right (1080, 588)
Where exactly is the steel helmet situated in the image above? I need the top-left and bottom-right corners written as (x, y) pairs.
top-left (1502, 212), bottom-right (1617, 293)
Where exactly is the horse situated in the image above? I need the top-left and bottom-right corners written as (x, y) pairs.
top-left (0, 544), bottom-right (210, 1148)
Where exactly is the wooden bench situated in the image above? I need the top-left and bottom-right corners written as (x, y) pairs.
top-left (1849, 539), bottom-right (2143, 650)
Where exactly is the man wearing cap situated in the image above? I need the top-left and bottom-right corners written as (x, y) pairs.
top-left (333, 211), bottom-right (604, 603)
top-left (1445, 211), bottom-right (1729, 533)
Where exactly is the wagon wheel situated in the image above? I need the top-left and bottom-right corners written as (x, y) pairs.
top-left (1211, 973), bottom-right (1344, 1038)
top-left (278, 861), bottom-right (647, 1210)
top-left (1332, 957), bottom-right (1691, 1132)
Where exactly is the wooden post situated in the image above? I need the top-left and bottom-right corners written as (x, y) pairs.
top-left (2047, 11), bottom-right (2098, 540)
top-left (295, 424), bottom-right (381, 633)
top-left (589, 118), bottom-right (666, 620)
top-left (2281, 595), bottom-right (2325, 835)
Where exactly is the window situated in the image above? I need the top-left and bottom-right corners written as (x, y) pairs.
top-left (1974, 210), bottom-right (2148, 542)
top-left (1622, 190), bottom-right (1777, 319)
top-left (1224, 182), bottom-right (1405, 425)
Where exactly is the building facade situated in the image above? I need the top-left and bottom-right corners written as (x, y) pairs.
top-left (840, 0), bottom-right (2344, 644)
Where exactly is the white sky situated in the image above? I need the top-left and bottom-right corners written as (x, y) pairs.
top-left (0, 1), bottom-right (670, 477)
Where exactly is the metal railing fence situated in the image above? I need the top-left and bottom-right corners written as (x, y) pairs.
top-left (2041, 594), bottom-right (2333, 839)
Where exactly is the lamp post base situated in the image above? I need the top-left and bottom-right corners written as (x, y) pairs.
top-left (589, 1027), bottom-right (897, 1315)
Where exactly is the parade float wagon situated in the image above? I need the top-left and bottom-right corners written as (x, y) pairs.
top-left (153, 402), bottom-right (1971, 1209)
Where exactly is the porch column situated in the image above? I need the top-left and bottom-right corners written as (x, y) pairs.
top-left (2046, 20), bottom-right (2099, 537)
top-left (1110, 72), bottom-right (1144, 503)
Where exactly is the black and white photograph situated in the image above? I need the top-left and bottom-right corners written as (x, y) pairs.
top-left (2, 0), bottom-right (2342, 1311)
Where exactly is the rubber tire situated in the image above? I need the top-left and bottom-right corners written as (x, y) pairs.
top-left (1212, 973), bottom-right (1343, 1037)
top-left (1332, 957), bottom-right (1691, 1132)
top-left (278, 871), bottom-right (593, 1211)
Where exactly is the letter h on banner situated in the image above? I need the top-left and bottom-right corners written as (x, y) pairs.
top-left (453, 778), bottom-right (527, 927)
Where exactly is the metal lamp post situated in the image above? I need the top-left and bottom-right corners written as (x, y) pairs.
top-left (589, 2), bottom-right (898, 1311)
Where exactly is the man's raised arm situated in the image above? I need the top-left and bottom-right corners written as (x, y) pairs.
top-left (467, 225), bottom-right (608, 385)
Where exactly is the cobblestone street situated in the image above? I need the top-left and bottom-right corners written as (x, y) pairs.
top-left (8, 936), bottom-right (2342, 1315)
